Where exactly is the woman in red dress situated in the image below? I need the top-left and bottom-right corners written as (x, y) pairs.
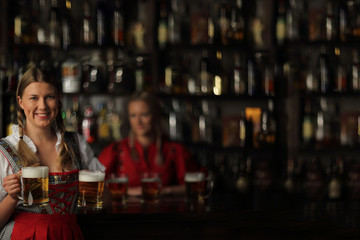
top-left (0, 66), bottom-right (105, 239)
top-left (98, 91), bottom-right (198, 196)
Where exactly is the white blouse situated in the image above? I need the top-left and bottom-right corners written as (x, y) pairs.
top-left (0, 125), bottom-right (105, 202)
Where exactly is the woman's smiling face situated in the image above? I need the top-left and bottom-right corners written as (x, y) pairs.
top-left (17, 82), bottom-right (59, 130)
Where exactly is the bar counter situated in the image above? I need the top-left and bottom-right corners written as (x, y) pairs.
top-left (77, 193), bottom-right (360, 240)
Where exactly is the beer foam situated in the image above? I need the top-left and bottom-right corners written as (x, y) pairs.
top-left (108, 177), bottom-right (128, 183)
top-left (141, 177), bottom-right (159, 183)
top-left (185, 172), bottom-right (205, 182)
top-left (22, 166), bottom-right (49, 178)
top-left (79, 170), bottom-right (105, 182)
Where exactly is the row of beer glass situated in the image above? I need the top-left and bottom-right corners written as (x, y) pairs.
top-left (19, 166), bottom-right (212, 210)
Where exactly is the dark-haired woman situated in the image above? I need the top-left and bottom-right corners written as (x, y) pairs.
top-left (0, 67), bottom-right (105, 239)
top-left (98, 91), bottom-right (198, 196)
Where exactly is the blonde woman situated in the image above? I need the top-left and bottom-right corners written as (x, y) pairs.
top-left (99, 91), bottom-right (198, 196)
top-left (0, 66), bottom-right (105, 239)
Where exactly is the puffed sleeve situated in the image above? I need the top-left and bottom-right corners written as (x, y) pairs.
top-left (76, 133), bottom-right (106, 171)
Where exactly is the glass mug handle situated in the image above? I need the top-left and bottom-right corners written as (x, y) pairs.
top-left (16, 172), bottom-right (24, 201)
top-left (203, 175), bottom-right (214, 199)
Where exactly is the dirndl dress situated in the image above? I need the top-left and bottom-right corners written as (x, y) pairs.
top-left (0, 132), bottom-right (84, 240)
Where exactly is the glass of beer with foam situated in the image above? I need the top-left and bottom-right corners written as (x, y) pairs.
top-left (107, 173), bottom-right (129, 206)
top-left (141, 172), bottom-right (161, 204)
top-left (185, 172), bottom-right (213, 206)
top-left (21, 166), bottom-right (49, 206)
top-left (78, 170), bottom-right (105, 210)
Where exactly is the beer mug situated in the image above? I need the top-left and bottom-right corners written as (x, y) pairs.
top-left (184, 172), bottom-right (213, 206)
top-left (141, 172), bottom-right (161, 204)
top-left (107, 173), bottom-right (129, 206)
top-left (78, 170), bottom-right (105, 210)
top-left (21, 166), bottom-right (49, 206)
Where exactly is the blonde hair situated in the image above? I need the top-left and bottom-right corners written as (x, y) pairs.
top-left (16, 66), bottom-right (74, 169)
top-left (127, 91), bottom-right (163, 165)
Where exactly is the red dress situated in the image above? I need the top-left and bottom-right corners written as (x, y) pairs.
top-left (98, 137), bottom-right (198, 187)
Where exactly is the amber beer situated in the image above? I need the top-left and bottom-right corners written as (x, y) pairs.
top-left (141, 173), bottom-right (161, 204)
top-left (185, 172), bottom-right (206, 205)
top-left (78, 170), bottom-right (105, 210)
top-left (22, 166), bottom-right (49, 206)
top-left (107, 175), bottom-right (129, 205)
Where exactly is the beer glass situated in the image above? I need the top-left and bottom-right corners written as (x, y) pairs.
top-left (21, 166), bottom-right (49, 206)
top-left (107, 173), bottom-right (129, 206)
top-left (185, 172), bottom-right (213, 206)
top-left (141, 172), bottom-right (161, 204)
top-left (78, 170), bottom-right (105, 210)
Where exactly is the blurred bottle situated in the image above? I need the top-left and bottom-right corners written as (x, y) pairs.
top-left (263, 63), bottom-right (275, 96)
top-left (257, 104), bottom-right (276, 148)
top-left (302, 98), bottom-right (314, 146)
top-left (113, 0), bottom-right (125, 47)
top-left (334, 47), bottom-right (347, 93)
top-left (6, 102), bottom-right (16, 136)
top-left (48, 0), bottom-right (61, 48)
top-left (14, 0), bottom-right (32, 44)
top-left (81, 0), bottom-right (95, 45)
top-left (62, 0), bottom-right (73, 50)
top-left (327, 157), bottom-right (344, 201)
top-left (228, 0), bottom-right (245, 45)
top-left (212, 50), bottom-right (227, 95)
top-left (108, 50), bottom-right (133, 94)
top-left (158, 0), bottom-right (168, 49)
top-left (96, 0), bottom-right (108, 46)
top-left (351, 48), bottom-right (360, 92)
top-left (247, 54), bottom-right (257, 96)
top-left (61, 55), bottom-right (81, 93)
top-left (275, 0), bottom-right (286, 45)
top-left (164, 53), bottom-right (182, 94)
top-left (135, 55), bottom-right (152, 92)
top-left (82, 51), bottom-right (107, 93)
top-left (168, 0), bottom-right (182, 45)
top-left (239, 109), bottom-right (247, 148)
top-left (108, 100), bottom-right (122, 141)
top-left (318, 45), bottom-right (331, 94)
top-left (199, 49), bottom-right (213, 95)
top-left (325, 0), bottom-right (338, 41)
top-left (82, 105), bottom-right (97, 144)
top-left (218, 1), bottom-right (230, 45)
top-left (285, 0), bottom-right (299, 41)
top-left (97, 103), bottom-right (111, 141)
top-left (302, 157), bottom-right (326, 201)
top-left (232, 52), bottom-right (246, 95)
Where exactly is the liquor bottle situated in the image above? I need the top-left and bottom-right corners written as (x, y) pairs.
top-left (62, 0), bottom-right (72, 50)
top-left (61, 55), bottom-right (81, 93)
top-left (199, 49), bottom-right (213, 95)
top-left (108, 100), bottom-right (122, 141)
top-left (275, 0), bottom-right (286, 45)
top-left (158, 0), bottom-right (168, 49)
top-left (82, 51), bottom-right (107, 93)
top-left (285, 0), bottom-right (299, 41)
top-left (328, 157), bottom-right (343, 200)
top-left (228, 0), bottom-right (245, 45)
top-left (305, 49), bottom-right (318, 92)
top-left (14, 0), bottom-right (32, 44)
top-left (6, 102), bottom-right (16, 136)
top-left (108, 50), bottom-right (133, 94)
top-left (48, 0), bottom-right (61, 48)
top-left (247, 54), bottom-right (257, 96)
top-left (239, 109), bottom-right (246, 148)
top-left (302, 98), bottom-right (314, 146)
top-left (96, 0), bottom-right (108, 46)
top-left (334, 47), bottom-right (347, 93)
top-left (81, 0), bottom-right (95, 45)
top-left (318, 45), bottom-right (331, 94)
top-left (97, 103), bottom-right (111, 141)
top-left (232, 53), bottom-right (246, 95)
top-left (82, 105), bottom-right (97, 144)
top-left (212, 50), bottom-right (227, 95)
top-left (257, 106), bottom-right (276, 148)
top-left (235, 156), bottom-right (251, 194)
top-left (113, 0), bottom-right (125, 47)
top-left (168, 0), bottom-right (181, 45)
top-left (263, 63), bottom-right (275, 96)
top-left (325, 0), bottom-right (338, 41)
top-left (218, 1), bottom-right (230, 45)
top-left (303, 157), bottom-right (326, 201)
top-left (164, 53), bottom-right (182, 94)
top-left (351, 48), bottom-right (360, 92)
top-left (135, 55), bottom-right (152, 92)
top-left (339, 1), bottom-right (349, 41)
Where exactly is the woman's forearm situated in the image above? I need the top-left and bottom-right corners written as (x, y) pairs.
top-left (0, 195), bottom-right (18, 229)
